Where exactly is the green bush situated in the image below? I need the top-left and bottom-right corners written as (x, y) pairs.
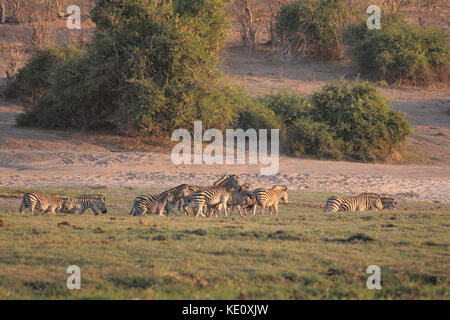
top-left (253, 79), bottom-right (412, 161)
top-left (275, 0), bottom-right (357, 60)
top-left (344, 15), bottom-right (449, 84)
top-left (14, 0), bottom-right (248, 135)
top-left (5, 46), bottom-right (82, 102)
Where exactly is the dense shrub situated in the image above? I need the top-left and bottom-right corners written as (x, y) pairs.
top-left (275, 0), bottom-right (357, 60)
top-left (13, 0), bottom-right (249, 135)
top-left (253, 80), bottom-right (412, 161)
top-left (5, 46), bottom-right (82, 102)
top-left (344, 15), bottom-right (449, 84)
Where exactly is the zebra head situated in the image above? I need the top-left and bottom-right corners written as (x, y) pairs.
top-left (222, 174), bottom-right (241, 191)
top-left (273, 185), bottom-right (289, 205)
top-left (240, 182), bottom-right (252, 191)
top-left (381, 197), bottom-right (396, 209)
top-left (371, 196), bottom-right (384, 211)
top-left (62, 198), bottom-right (75, 213)
top-left (94, 198), bottom-right (107, 214)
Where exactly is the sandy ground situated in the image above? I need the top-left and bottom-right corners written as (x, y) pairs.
top-left (0, 24), bottom-right (449, 204)
top-left (0, 102), bottom-right (449, 203)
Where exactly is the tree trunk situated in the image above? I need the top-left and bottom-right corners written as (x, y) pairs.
top-left (0, 0), bottom-right (5, 24)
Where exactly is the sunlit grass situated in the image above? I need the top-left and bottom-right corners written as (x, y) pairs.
top-left (0, 186), bottom-right (448, 299)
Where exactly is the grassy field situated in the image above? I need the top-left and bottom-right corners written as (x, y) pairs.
top-left (0, 186), bottom-right (448, 299)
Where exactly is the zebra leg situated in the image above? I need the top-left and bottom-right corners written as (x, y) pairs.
top-left (260, 204), bottom-right (265, 216)
top-left (236, 205), bottom-right (244, 216)
top-left (20, 199), bottom-right (26, 213)
top-left (274, 203), bottom-right (279, 215)
top-left (252, 204), bottom-right (258, 216)
top-left (194, 204), bottom-right (206, 218)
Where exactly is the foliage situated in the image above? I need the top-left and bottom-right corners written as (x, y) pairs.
top-left (248, 80), bottom-right (412, 161)
top-left (344, 13), bottom-right (449, 84)
top-left (13, 0), bottom-right (249, 135)
top-left (275, 0), bottom-right (358, 60)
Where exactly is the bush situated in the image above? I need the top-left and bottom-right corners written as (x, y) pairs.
top-left (275, 0), bottom-right (357, 60)
top-left (253, 79), bottom-right (412, 161)
top-left (14, 0), bottom-right (249, 136)
top-left (5, 46), bottom-right (82, 102)
top-left (344, 15), bottom-right (450, 84)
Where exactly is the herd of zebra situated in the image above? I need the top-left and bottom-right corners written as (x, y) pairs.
top-left (18, 174), bottom-right (397, 217)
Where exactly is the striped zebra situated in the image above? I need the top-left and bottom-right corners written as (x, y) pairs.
top-left (325, 193), bottom-right (383, 212)
top-left (129, 194), bottom-right (159, 216)
top-left (62, 194), bottom-right (107, 215)
top-left (380, 196), bottom-right (396, 209)
top-left (209, 182), bottom-right (253, 216)
top-left (224, 189), bottom-right (256, 217)
top-left (355, 193), bottom-right (397, 210)
top-left (19, 192), bottom-right (71, 215)
top-left (129, 184), bottom-right (190, 216)
top-left (145, 192), bottom-right (176, 216)
top-left (189, 175), bottom-right (242, 218)
top-left (251, 185), bottom-right (288, 216)
top-left (181, 174), bottom-right (236, 216)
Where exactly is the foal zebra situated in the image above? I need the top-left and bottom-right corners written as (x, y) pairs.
top-left (325, 193), bottom-right (383, 212)
top-left (251, 185), bottom-right (289, 216)
top-left (62, 195), bottom-right (107, 215)
top-left (20, 192), bottom-right (70, 215)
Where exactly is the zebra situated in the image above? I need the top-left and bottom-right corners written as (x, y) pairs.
top-left (380, 196), bottom-right (397, 209)
top-left (189, 175), bottom-right (242, 218)
top-left (19, 192), bottom-right (71, 215)
top-left (251, 185), bottom-right (289, 216)
top-left (62, 194), bottom-right (107, 215)
top-left (129, 194), bottom-right (159, 216)
top-left (181, 174), bottom-right (236, 216)
top-left (353, 193), bottom-right (397, 210)
top-left (224, 189), bottom-right (256, 217)
top-left (147, 192), bottom-right (176, 216)
top-left (129, 184), bottom-right (190, 216)
top-left (324, 193), bottom-right (383, 212)
top-left (209, 182), bottom-right (253, 216)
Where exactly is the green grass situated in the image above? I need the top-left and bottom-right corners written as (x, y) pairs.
top-left (0, 186), bottom-right (448, 299)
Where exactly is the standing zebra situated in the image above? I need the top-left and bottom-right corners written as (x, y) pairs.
top-left (62, 195), bottom-right (107, 215)
top-left (20, 192), bottom-right (71, 215)
top-left (181, 174), bottom-right (236, 216)
top-left (325, 193), bottom-right (383, 212)
top-left (251, 185), bottom-right (289, 216)
top-left (189, 174), bottom-right (242, 218)
top-left (210, 182), bottom-right (253, 217)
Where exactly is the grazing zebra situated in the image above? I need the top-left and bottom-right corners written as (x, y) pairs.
top-left (251, 185), bottom-right (289, 216)
top-left (129, 184), bottom-right (190, 216)
top-left (325, 193), bottom-right (383, 212)
top-left (189, 175), bottom-right (242, 218)
top-left (380, 196), bottom-right (397, 209)
top-left (19, 192), bottom-right (71, 215)
top-left (129, 194), bottom-right (160, 216)
top-left (352, 193), bottom-right (397, 210)
top-left (147, 192), bottom-right (176, 216)
top-left (62, 195), bottom-right (107, 215)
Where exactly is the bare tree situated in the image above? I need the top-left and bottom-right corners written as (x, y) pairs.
top-left (232, 0), bottom-right (262, 53)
